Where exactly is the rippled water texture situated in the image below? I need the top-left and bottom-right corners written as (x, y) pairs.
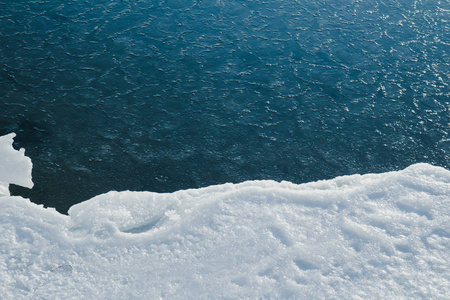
top-left (1, 0), bottom-right (449, 213)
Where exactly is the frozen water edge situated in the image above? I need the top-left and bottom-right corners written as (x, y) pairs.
top-left (0, 134), bottom-right (449, 299)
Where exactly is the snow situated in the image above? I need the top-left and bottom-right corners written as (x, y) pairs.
top-left (1, 133), bottom-right (449, 299)
top-left (0, 133), bottom-right (33, 196)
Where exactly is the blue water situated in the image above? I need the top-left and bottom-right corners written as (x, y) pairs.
top-left (1, 0), bottom-right (449, 213)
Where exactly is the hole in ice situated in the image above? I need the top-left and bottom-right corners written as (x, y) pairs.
top-left (231, 277), bottom-right (248, 287)
top-left (257, 267), bottom-right (273, 278)
top-left (394, 242), bottom-right (414, 254)
top-left (268, 226), bottom-right (293, 247)
top-left (122, 219), bottom-right (162, 234)
top-left (395, 202), bottom-right (433, 220)
top-left (294, 276), bottom-right (308, 285)
top-left (121, 208), bottom-right (179, 234)
top-left (431, 228), bottom-right (450, 238)
top-left (51, 264), bottom-right (73, 273)
top-left (14, 277), bottom-right (31, 292)
top-left (15, 228), bottom-right (35, 244)
top-left (294, 258), bottom-right (318, 271)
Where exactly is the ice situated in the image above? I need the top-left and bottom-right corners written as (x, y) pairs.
top-left (0, 134), bottom-right (449, 299)
top-left (0, 133), bottom-right (33, 196)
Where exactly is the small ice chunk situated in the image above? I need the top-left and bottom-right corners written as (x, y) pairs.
top-left (0, 133), bottom-right (34, 195)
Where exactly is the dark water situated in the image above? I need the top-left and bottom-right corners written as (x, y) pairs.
top-left (1, 0), bottom-right (449, 213)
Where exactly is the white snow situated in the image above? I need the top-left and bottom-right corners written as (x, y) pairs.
top-left (0, 133), bottom-right (33, 196)
top-left (0, 133), bottom-right (449, 299)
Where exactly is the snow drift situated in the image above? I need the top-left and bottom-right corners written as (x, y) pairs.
top-left (0, 133), bottom-right (449, 299)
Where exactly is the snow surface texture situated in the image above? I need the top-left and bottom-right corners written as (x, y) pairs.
top-left (0, 133), bottom-right (33, 196)
top-left (1, 134), bottom-right (449, 299)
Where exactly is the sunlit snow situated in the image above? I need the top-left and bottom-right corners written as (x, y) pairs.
top-left (1, 133), bottom-right (449, 299)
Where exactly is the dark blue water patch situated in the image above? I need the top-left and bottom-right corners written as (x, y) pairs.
top-left (1, 0), bottom-right (449, 213)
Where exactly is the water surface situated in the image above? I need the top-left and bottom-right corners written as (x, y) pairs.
top-left (1, 0), bottom-right (449, 213)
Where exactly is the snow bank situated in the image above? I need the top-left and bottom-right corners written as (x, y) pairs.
top-left (0, 134), bottom-right (449, 299)
top-left (0, 133), bottom-right (33, 195)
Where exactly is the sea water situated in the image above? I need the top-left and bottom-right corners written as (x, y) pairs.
top-left (1, 0), bottom-right (449, 213)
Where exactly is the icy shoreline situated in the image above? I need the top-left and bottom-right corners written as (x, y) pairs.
top-left (1, 133), bottom-right (449, 299)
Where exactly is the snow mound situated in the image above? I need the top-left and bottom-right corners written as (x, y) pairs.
top-left (0, 134), bottom-right (449, 299)
top-left (0, 133), bottom-right (33, 196)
